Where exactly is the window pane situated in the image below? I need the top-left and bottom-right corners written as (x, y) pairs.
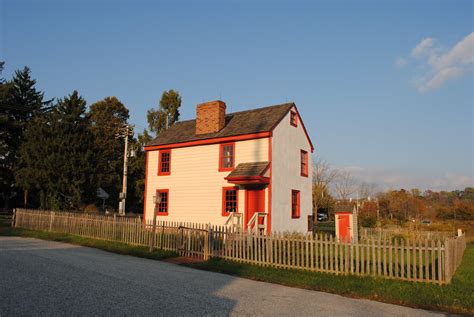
top-left (160, 152), bottom-right (170, 173)
top-left (158, 192), bottom-right (168, 213)
top-left (292, 190), bottom-right (299, 218)
top-left (300, 151), bottom-right (307, 175)
top-left (291, 111), bottom-right (297, 126)
top-left (221, 144), bottom-right (234, 168)
top-left (225, 189), bottom-right (237, 213)
top-left (223, 157), bottom-right (231, 168)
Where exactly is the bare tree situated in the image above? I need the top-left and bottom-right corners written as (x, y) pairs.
top-left (312, 156), bottom-right (338, 214)
top-left (334, 170), bottom-right (356, 202)
top-left (358, 182), bottom-right (379, 199)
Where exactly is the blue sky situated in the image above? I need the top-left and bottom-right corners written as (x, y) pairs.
top-left (1, 0), bottom-right (473, 191)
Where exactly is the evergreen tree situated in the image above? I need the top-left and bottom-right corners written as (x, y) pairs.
top-left (16, 91), bottom-right (97, 209)
top-left (10, 67), bottom-right (50, 120)
top-left (147, 89), bottom-right (181, 135)
top-left (88, 96), bottom-right (129, 209)
top-left (0, 62), bottom-right (15, 208)
top-left (0, 65), bottom-right (50, 208)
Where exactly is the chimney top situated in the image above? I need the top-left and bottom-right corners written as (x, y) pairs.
top-left (195, 100), bottom-right (226, 135)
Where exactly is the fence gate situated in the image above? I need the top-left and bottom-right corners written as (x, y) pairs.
top-left (177, 226), bottom-right (208, 259)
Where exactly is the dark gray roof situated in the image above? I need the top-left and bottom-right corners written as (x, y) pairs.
top-left (147, 103), bottom-right (294, 147)
top-left (335, 204), bottom-right (355, 212)
top-left (226, 162), bottom-right (270, 178)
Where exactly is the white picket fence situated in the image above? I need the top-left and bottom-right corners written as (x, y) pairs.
top-left (13, 209), bottom-right (466, 284)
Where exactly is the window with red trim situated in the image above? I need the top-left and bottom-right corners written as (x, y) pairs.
top-left (290, 111), bottom-right (298, 127)
top-left (291, 190), bottom-right (300, 218)
top-left (158, 149), bottom-right (171, 176)
top-left (219, 143), bottom-right (235, 171)
top-left (300, 150), bottom-right (308, 177)
top-left (222, 187), bottom-right (238, 216)
top-left (155, 189), bottom-right (169, 215)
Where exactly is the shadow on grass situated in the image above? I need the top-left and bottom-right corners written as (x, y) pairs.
top-left (186, 245), bottom-right (474, 315)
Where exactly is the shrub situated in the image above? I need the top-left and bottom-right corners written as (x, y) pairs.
top-left (360, 215), bottom-right (377, 228)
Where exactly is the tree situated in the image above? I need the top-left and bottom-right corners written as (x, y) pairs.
top-left (0, 65), bottom-right (50, 209)
top-left (88, 97), bottom-right (129, 210)
top-left (127, 129), bottom-right (153, 212)
top-left (0, 61), bottom-right (15, 208)
top-left (312, 156), bottom-right (338, 218)
top-left (147, 89), bottom-right (181, 135)
top-left (16, 91), bottom-right (97, 209)
top-left (377, 189), bottom-right (426, 223)
top-left (334, 170), bottom-right (356, 201)
top-left (410, 188), bottom-right (421, 197)
top-left (358, 182), bottom-right (379, 199)
top-left (461, 187), bottom-right (474, 201)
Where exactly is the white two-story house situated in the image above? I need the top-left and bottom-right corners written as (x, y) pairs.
top-left (143, 100), bottom-right (313, 233)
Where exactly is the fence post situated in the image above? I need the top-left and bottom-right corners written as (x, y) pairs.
top-left (12, 208), bottom-right (16, 227)
top-left (149, 212), bottom-right (157, 252)
top-left (49, 211), bottom-right (55, 232)
top-left (204, 224), bottom-right (211, 260)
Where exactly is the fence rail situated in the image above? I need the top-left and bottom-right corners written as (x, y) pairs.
top-left (13, 209), bottom-right (466, 284)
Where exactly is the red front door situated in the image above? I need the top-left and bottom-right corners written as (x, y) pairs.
top-left (245, 189), bottom-right (265, 229)
top-left (338, 214), bottom-right (351, 242)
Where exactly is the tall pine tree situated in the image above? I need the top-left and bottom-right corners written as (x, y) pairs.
top-left (0, 61), bottom-right (15, 209)
top-left (16, 91), bottom-right (97, 209)
top-left (0, 65), bottom-right (50, 209)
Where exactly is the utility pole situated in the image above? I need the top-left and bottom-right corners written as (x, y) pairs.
top-left (116, 124), bottom-right (134, 216)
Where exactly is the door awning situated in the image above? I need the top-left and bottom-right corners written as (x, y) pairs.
top-left (225, 162), bottom-right (270, 185)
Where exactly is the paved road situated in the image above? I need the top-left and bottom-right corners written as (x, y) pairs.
top-left (0, 237), bottom-right (444, 316)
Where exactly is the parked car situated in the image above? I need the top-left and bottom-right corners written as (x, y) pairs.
top-left (317, 213), bottom-right (328, 222)
top-left (421, 219), bottom-right (432, 226)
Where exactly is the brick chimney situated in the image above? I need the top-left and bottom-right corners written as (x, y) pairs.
top-left (195, 100), bottom-right (226, 135)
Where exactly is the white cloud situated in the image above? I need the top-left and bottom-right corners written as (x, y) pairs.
top-left (418, 66), bottom-right (464, 92)
top-left (395, 57), bottom-right (408, 68)
top-left (400, 32), bottom-right (474, 92)
top-left (430, 32), bottom-right (474, 71)
top-left (412, 38), bottom-right (434, 58)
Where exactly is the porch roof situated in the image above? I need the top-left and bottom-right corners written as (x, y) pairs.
top-left (225, 162), bottom-right (270, 185)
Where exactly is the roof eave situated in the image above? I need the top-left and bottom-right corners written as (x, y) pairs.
top-left (144, 131), bottom-right (272, 151)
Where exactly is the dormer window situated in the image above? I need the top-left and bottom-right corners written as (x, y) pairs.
top-left (219, 142), bottom-right (235, 171)
top-left (290, 111), bottom-right (298, 127)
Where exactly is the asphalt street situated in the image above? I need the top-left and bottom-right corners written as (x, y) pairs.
top-left (0, 237), bottom-right (445, 316)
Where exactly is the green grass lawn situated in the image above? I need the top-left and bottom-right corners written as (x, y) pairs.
top-left (1, 216), bottom-right (472, 314)
top-left (0, 216), bottom-right (177, 261)
top-left (186, 245), bottom-right (474, 315)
